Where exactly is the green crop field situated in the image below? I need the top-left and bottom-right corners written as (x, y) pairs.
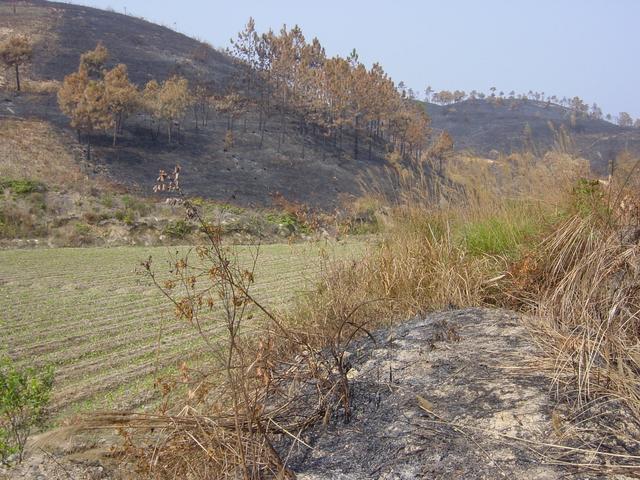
top-left (0, 241), bottom-right (364, 420)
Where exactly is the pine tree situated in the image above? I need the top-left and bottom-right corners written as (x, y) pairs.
top-left (0, 35), bottom-right (33, 92)
top-left (58, 66), bottom-right (111, 159)
top-left (80, 41), bottom-right (109, 78)
top-left (104, 64), bottom-right (139, 146)
top-left (150, 76), bottom-right (192, 143)
top-left (617, 112), bottom-right (633, 127)
top-left (229, 17), bottom-right (259, 95)
top-left (430, 131), bottom-right (454, 174)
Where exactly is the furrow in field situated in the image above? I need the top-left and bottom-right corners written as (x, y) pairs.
top-left (4, 258), bottom-right (318, 336)
top-left (7, 274), bottom-right (313, 361)
top-left (1, 256), bottom-right (320, 330)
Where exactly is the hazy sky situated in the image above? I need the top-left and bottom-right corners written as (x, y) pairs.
top-left (66, 0), bottom-right (640, 118)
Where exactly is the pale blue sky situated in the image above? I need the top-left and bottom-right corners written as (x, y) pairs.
top-left (64, 0), bottom-right (640, 118)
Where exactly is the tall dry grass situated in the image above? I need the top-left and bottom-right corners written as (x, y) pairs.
top-left (533, 215), bottom-right (640, 411)
top-left (504, 157), bottom-right (640, 463)
top-left (318, 150), bottom-right (640, 469)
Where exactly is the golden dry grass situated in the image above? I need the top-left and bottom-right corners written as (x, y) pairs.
top-left (0, 119), bottom-right (87, 188)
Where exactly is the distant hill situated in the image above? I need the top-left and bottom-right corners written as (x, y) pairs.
top-left (426, 98), bottom-right (640, 174)
top-left (0, 0), bottom-right (394, 208)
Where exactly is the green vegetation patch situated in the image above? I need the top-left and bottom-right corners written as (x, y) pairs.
top-left (0, 356), bottom-right (54, 464)
top-left (458, 204), bottom-right (548, 258)
top-left (0, 179), bottom-right (45, 196)
top-left (163, 219), bottom-right (194, 239)
top-left (570, 178), bottom-right (609, 219)
top-left (266, 212), bottom-right (310, 234)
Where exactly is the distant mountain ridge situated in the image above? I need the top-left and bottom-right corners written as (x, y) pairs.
top-left (426, 98), bottom-right (640, 174)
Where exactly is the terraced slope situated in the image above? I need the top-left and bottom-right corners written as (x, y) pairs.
top-left (0, 241), bottom-right (364, 419)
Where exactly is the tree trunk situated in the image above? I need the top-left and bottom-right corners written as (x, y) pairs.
top-left (168, 122), bottom-right (172, 144)
top-left (354, 115), bottom-right (359, 159)
top-left (15, 64), bottom-right (20, 92)
top-left (278, 87), bottom-right (286, 153)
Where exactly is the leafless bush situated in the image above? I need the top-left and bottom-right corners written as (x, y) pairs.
top-left (79, 168), bottom-right (371, 478)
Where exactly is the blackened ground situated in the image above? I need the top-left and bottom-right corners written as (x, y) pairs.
top-left (281, 308), bottom-right (638, 479)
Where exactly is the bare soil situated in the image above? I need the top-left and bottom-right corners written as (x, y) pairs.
top-left (284, 308), bottom-right (637, 479)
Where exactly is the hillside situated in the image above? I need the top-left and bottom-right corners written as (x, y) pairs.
top-left (426, 98), bottom-right (640, 174)
top-left (1, 1), bottom-right (639, 209)
top-left (0, 0), bottom-right (396, 209)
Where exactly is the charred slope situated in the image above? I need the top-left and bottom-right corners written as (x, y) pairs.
top-left (1, 1), bottom-right (393, 208)
top-left (16, 0), bottom-right (237, 86)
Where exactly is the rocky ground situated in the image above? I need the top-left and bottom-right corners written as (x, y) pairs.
top-left (3, 308), bottom-right (638, 479)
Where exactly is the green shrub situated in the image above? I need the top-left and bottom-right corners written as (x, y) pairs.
top-left (122, 195), bottom-right (151, 217)
top-left (0, 357), bottom-right (54, 465)
top-left (460, 212), bottom-right (540, 258)
top-left (220, 203), bottom-right (245, 215)
top-left (570, 178), bottom-right (609, 219)
top-left (74, 222), bottom-right (91, 236)
top-left (115, 208), bottom-right (136, 225)
top-left (190, 197), bottom-right (205, 207)
top-left (266, 212), bottom-right (309, 234)
top-left (0, 179), bottom-right (45, 196)
top-left (163, 220), bottom-right (194, 239)
top-left (100, 194), bottom-right (115, 209)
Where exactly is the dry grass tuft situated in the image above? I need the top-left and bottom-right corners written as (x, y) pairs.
top-left (21, 79), bottom-right (60, 94)
top-left (533, 215), bottom-right (640, 407)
